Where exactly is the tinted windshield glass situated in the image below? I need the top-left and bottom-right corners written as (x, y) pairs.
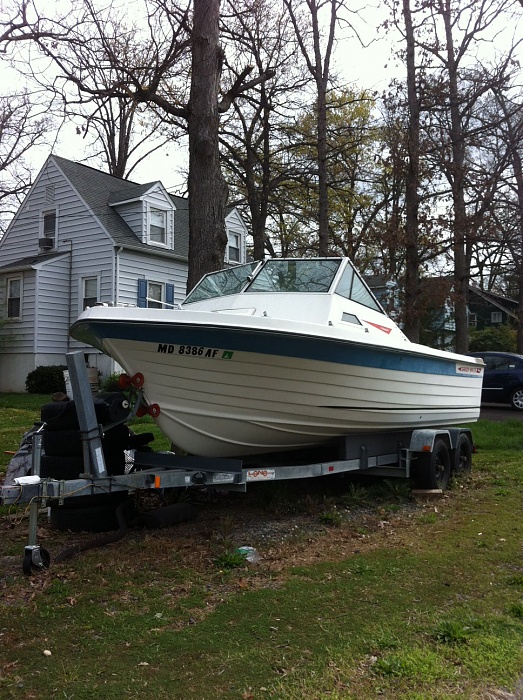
top-left (184, 262), bottom-right (259, 304)
top-left (335, 264), bottom-right (383, 313)
top-left (247, 259), bottom-right (341, 293)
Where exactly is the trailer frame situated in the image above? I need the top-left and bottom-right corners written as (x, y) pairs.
top-left (1, 352), bottom-right (474, 573)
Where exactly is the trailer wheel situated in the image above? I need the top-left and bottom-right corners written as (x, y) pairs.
top-left (23, 546), bottom-right (51, 575)
top-left (454, 433), bottom-right (472, 476)
top-left (414, 438), bottom-right (451, 490)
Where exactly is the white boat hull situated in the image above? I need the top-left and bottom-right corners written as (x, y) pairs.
top-left (83, 321), bottom-right (482, 458)
top-left (70, 258), bottom-right (484, 459)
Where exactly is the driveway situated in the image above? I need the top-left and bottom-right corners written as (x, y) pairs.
top-left (480, 403), bottom-right (523, 422)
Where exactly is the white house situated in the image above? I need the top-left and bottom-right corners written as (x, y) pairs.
top-left (0, 155), bottom-right (248, 391)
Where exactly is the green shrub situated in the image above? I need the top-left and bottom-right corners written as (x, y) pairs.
top-left (469, 325), bottom-right (517, 352)
top-left (25, 365), bottom-right (67, 394)
top-left (99, 371), bottom-right (123, 392)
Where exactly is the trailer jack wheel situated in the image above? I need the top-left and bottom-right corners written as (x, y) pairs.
top-left (23, 545), bottom-right (51, 576)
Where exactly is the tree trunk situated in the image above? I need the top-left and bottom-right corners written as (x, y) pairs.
top-left (187, 0), bottom-right (229, 292)
top-left (442, 0), bottom-right (469, 354)
top-left (402, 0), bottom-right (421, 343)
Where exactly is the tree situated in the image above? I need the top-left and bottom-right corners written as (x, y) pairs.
top-left (0, 0), bottom-right (274, 290)
top-left (283, 0), bottom-right (342, 256)
top-left (408, 0), bottom-right (521, 352)
top-left (0, 90), bottom-right (51, 234)
top-left (219, 0), bottom-right (308, 260)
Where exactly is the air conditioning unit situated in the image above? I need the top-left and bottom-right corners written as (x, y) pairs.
top-left (38, 237), bottom-right (54, 251)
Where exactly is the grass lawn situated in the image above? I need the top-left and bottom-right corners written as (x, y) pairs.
top-left (1, 393), bottom-right (523, 699)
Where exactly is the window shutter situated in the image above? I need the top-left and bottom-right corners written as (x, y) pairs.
top-left (166, 284), bottom-right (174, 307)
top-left (137, 279), bottom-right (147, 308)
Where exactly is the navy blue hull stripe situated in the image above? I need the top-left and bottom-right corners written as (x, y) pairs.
top-left (72, 320), bottom-right (476, 378)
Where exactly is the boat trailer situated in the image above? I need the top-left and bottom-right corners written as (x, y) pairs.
top-left (1, 352), bottom-right (474, 574)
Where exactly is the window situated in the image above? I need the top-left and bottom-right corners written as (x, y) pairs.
top-left (491, 311), bottom-right (502, 324)
top-left (468, 313), bottom-right (478, 328)
top-left (149, 209), bottom-right (167, 245)
top-left (41, 210), bottom-right (57, 245)
top-left (82, 277), bottom-right (99, 310)
top-left (147, 281), bottom-right (163, 308)
top-left (228, 232), bottom-right (241, 262)
top-left (7, 277), bottom-right (22, 319)
top-left (137, 279), bottom-right (174, 308)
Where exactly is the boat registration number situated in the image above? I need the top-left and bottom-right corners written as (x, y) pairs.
top-left (157, 344), bottom-right (234, 359)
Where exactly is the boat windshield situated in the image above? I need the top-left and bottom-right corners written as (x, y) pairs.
top-left (184, 262), bottom-right (259, 304)
top-left (334, 263), bottom-right (383, 313)
top-left (246, 259), bottom-right (341, 293)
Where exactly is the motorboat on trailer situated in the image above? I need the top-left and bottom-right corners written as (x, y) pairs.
top-left (70, 258), bottom-right (484, 458)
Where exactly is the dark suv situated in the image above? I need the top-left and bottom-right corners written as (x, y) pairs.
top-left (469, 351), bottom-right (523, 410)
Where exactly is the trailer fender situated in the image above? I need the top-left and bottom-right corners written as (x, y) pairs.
top-left (409, 429), bottom-right (452, 454)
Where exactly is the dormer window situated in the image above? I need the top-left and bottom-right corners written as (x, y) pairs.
top-left (149, 208), bottom-right (167, 245)
top-left (228, 232), bottom-right (241, 263)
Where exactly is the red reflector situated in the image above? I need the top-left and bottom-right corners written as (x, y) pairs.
top-left (328, 465), bottom-right (334, 472)
top-left (422, 445), bottom-right (431, 452)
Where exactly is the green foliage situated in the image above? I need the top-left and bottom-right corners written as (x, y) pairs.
top-left (99, 371), bottom-right (124, 392)
top-left (432, 619), bottom-right (471, 645)
top-left (25, 365), bottom-right (67, 394)
top-left (469, 325), bottom-right (517, 352)
top-left (213, 549), bottom-right (248, 569)
top-left (319, 508), bottom-right (343, 527)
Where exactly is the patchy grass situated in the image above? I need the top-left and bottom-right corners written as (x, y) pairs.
top-left (2, 400), bottom-right (523, 699)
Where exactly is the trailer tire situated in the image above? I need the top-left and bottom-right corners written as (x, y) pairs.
top-left (50, 501), bottom-right (124, 532)
top-left (414, 438), bottom-right (451, 490)
top-left (40, 401), bottom-right (79, 431)
top-left (43, 430), bottom-right (83, 457)
top-left (454, 433), bottom-right (472, 476)
top-left (40, 454), bottom-right (85, 480)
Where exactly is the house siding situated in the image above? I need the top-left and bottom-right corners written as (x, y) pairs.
top-left (117, 250), bottom-right (188, 306)
top-left (36, 256), bottom-right (72, 352)
top-left (113, 201), bottom-right (144, 239)
top-left (0, 269), bottom-right (37, 351)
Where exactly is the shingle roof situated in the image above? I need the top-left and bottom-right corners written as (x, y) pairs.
top-left (52, 156), bottom-right (188, 259)
top-left (0, 251), bottom-right (67, 272)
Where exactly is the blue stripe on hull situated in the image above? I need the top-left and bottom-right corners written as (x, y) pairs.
top-left (75, 319), bottom-right (473, 379)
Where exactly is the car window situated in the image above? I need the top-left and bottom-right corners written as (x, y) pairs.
top-left (483, 355), bottom-right (517, 371)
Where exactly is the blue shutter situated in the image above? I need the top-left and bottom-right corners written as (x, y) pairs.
top-left (166, 284), bottom-right (174, 308)
top-left (137, 279), bottom-right (147, 308)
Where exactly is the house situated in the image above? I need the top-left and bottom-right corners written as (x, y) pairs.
top-left (468, 284), bottom-right (518, 330)
top-left (0, 155), bottom-right (249, 392)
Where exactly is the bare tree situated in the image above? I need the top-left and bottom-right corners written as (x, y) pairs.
top-left (0, 0), bottom-right (274, 290)
top-left (0, 90), bottom-right (51, 233)
top-left (219, 0), bottom-right (308, 260)
top-left (283, 0), bottom-right (342, 256)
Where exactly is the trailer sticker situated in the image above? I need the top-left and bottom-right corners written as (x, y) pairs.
top-left (157, 344), bottom-right (234, 359)
top-left (247, 469), bottom-right (276, 481)
top-left (456, 363), bottom-right (483, 376)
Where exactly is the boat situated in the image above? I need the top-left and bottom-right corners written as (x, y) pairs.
top-left (70, 258), bottom-right (484, 458)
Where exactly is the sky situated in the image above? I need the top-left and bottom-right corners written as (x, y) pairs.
top-left (2, 0), bottom-right (522, 194)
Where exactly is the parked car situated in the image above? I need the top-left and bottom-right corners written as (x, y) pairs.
top-left (468, 351), bottom-right (523, 410)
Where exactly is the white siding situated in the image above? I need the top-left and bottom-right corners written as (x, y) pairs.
top-left (36, 256), bottom-right (71, 352)
top-left (114, 201), bottom-right (144, 239)
top-left (0, 269), bottom-right (36, 351)
top-left (118, 250), bottom-right (188, 306)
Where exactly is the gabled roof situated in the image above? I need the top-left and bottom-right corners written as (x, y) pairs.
top-left (52, 156), bottom-right (188, 259)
